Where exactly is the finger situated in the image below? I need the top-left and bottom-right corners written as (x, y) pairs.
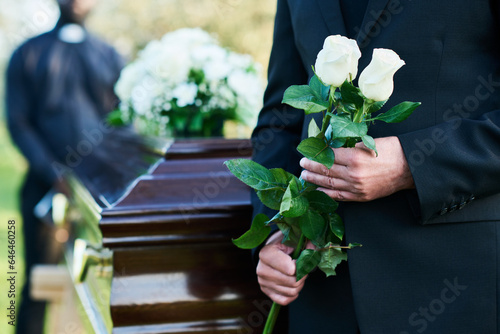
top-left (258, 276), bottom-right (306, 296)
top-left (260, 287), bottom-right (300, 306)
top-left (300, 170), bottom-right (351, 191)
top-left (304, 241), bottom-right (316, 250)
top-left (300, 158), bottom-right (333, 176)
top-left (331, 147), bottom-right (355, 166)
top-left (333, 144), bottom-right (375, 165)
top-left (317, 187), bottom-right (356, 202)
top-left (257, 259), bottom-right (304, 288)
top-left (300, 158), bottom-right (349, 180)
top-left (259, 244), bottom-right (297, 277)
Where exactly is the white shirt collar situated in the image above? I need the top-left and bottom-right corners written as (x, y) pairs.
top-left (58, 24), bottom-right (86, 44)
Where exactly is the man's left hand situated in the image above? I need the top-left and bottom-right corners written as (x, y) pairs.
top-left (300, 136), bottom-right (415, 202)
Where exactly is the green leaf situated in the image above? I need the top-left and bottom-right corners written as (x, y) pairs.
top-left (299, 209), bottom-right (326, 241)
top-left (304, 191), bottom-right (339, 213)
top-left (348, 243), bottom-right (362, 249)
top-left (296, 249), bottom-right (322, 281)
top-left (328, 213), bottom-right (345, 240)
top-left (300, 178), bottom-right (318, 193)
top-left (372, 101), bottom-right (421, 123)
top-left (282, 85), bottom-right (329, 115)
top-left (270, 168), bottom-right (295, 185)
top-left (330, 115), bottom-right (368, 139)
top-left (318, 246), bottom-right (348, 277)
top-left (340, 81), bottom-right (364, 109)
top-left (361, 135), bottom-right (377, 156)
top-left (280, 178), bottom-right (309, 217)
top-left (308, 118), bottom-right (321, 138)
top-left (277, 222), bottom-right (292, 243)
top-left (232, 214), bottom-right (271, 249)
top-left (366, 100), bottom-right (387, 114)
top-left (330, 138), bottom-right (347, 148)
top-left (224, 159), bottom-right (285, 191)
top-left (297, 137), bottom-right (335, 169)
top-left (257, 188), bottom-right (286, 210)
top-left (266, 212), bottom-right (284, 225)
top-left (278, 220), bottom-right (302, 246)
top-left (309, 75), bottom-right (330, 101)
top-left (107, 109), bottom-right (128, 126)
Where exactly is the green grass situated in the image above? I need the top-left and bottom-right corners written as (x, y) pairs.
top-left (0, 118), bottom-right (27, 334)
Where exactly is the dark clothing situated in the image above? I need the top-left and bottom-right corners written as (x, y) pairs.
top-left (6, 19), bottom-right (124, 184)
top-left (252, 0), bottom-right (500, 333)
top-left (16, 173), bottom-right (51, 334)
top-left (6, 19), bottom-right (123, 334)
top-left (339, 0), bottom-right (369, 38)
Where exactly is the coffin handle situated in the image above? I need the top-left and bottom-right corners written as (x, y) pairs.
top-left (73, 239), bottom-right (112, 284)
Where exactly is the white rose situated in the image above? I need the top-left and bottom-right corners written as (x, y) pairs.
top-left (358, 48), bottom-right (405, 101)
top-left (314, 35), bottom-right (361, 87)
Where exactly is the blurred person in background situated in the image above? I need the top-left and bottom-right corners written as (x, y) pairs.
top-left (5, 0), bottom-right (123, 332)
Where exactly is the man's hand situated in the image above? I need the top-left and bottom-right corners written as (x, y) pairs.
top-left (256, 231), bottom-right (308, 305)
top-left (300, 136), bottom-right (414, 202)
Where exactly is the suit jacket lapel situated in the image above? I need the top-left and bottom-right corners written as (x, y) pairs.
top-left (315, 0), bottom-right (347, 37)
top-left (314, 0), bottom-right (391, 47)
top-left (356, 0), bottom-right (391, 46)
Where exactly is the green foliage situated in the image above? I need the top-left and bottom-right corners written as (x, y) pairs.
top-left (226, 72), bottom-right (420, 283)
top-left (299, 209), bottom-right (325, 241)
top-left (327, 213), bottom-right (345, 240)
top-left (309, 75), bottom-right (331, 102)
top-left (107, 109), bottom-right (129, 126)
top-left (361, 135), bottom-right (377, 155)
top-left (232, 214), bottom-right (272, 249)
top-left (340, 81), bottom-right (364, 109)
top-left (297, 137), bottom-right (335, 169)
top-left (371, 101), bottom-right (421, 123)
top-left (304, 191), bottom-right (338, 213)
top-left (296, 249), bottom-right (322, 281)
top-left (318, 246), bottom-right (348, 277)
top-left (366, 100), bottom-right (388, 114)
top-left (280, 177), bottom-right (309, 217)
top-left (329, 114), bottom-right (368, 139)
top-left (224, 159), bottom-right (286, 191)
top-left (282, 85), bottom-right (329, 115)
top-left (308, 118), bottom-right (321, 137)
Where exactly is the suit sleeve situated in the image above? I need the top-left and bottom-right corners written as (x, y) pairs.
top-left (251, 0), bottom-right (308, 219)
top-left (398, 108), bottom-right (500, 224)
top-left (6, 48), bottom-right (59, 185)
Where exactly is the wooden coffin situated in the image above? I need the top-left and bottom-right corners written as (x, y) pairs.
top-left (63, 137), bottom-right (271, 334)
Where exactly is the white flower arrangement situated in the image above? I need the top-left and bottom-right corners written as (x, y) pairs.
top-left (112, 28), bottom-right (264, 137)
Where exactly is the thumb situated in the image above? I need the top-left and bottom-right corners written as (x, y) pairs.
top-left (275, 242), bottom-right (295, 256)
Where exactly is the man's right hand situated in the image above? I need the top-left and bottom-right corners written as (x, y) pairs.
top-left (256, 231), bottom-right (307, 305)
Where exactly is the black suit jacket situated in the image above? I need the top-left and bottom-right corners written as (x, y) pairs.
top-left (252, 0), bottom-right (500, 333)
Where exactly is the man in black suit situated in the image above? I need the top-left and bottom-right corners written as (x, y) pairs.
top-left (253, 0), bottom-right (500, 333)
top-left (5, 1), bottom-right (123, 333)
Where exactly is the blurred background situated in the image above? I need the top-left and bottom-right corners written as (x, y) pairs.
top-left (0, 0), bottom-right (276, 333)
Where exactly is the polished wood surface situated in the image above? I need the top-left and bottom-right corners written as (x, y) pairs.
top-left (68, 138), bottom-right (268, 334)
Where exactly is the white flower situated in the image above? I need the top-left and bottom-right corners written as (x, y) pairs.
top-left (358, 48), bottom-right (405, 101)
top-left (172, 83), bottom-right (198, 107)
top-left (113, 27), bottom-right (265, 137)
top-left (115, 61), bottom-right (146, 101)
top-left (228, 70), bottom-right (263, 126)
top-left (314, 35), bottom-right (361, 87)
top-left (153, 47), bottom-right (191, 84)
top-left (203, 60), bottom-right (232, 82)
